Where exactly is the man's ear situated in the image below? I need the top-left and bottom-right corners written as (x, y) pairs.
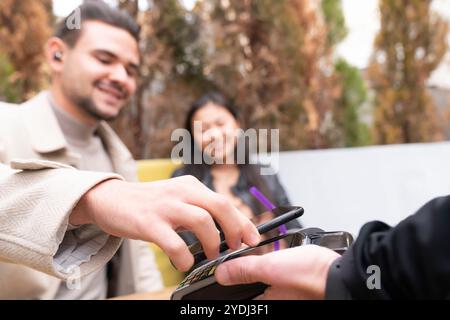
top-left (46, 37), bottom-right (67, 72)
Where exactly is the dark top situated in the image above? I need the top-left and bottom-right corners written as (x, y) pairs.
top-left (172, 164), bottom-right (302, 245)
top-left (326, 195), bottom-right (450, 299)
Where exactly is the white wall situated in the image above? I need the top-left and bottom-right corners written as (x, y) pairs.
top-left (273, 142), bottom-right (450, 236)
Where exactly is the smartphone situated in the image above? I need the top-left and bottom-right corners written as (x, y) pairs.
top-left (171, 227), bottom-right (353, 300)
top-left (185, 206), bottom-right (304, 269)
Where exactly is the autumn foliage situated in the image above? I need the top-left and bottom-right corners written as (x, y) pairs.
top-left (112, 0), bottom-right (356, 158)
top-left (368, 0), bottom-right (448, 144)
top-left (0, 0), bottom-right (52, 101)
top-left (0, 0), bottom-right (448, 158)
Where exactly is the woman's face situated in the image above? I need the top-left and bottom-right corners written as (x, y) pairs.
top-left (191, 103), bottom-right (240, 163)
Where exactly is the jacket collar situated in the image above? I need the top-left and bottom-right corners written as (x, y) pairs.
top-left (96, 122), bottom-right (137, 181)
top-left (21, 91), bottom-right (136, 181)
top-left (22, 91), bottom-right (67, 154)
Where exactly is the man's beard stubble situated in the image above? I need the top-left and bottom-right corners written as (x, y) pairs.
top-left (73, 95), bottom-right (118, 122)
top-left (65, 80), bottom-right (125, 122)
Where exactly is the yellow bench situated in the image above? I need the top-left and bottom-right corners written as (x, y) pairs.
top-left (137, 159), bottom-right (182, 183)
top-left (136, 159), bottom-right (185, 287)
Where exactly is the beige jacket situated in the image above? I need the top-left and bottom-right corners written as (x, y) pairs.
top-left (0, 94), bottom-right (163, 299)
top-left (0, 161), bottom-right (123, 283)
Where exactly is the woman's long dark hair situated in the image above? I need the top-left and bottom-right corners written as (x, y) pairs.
top-left (182, 91), bottom-right (273, 215)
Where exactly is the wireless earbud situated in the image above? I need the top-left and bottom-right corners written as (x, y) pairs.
top-left (54, 51), bottom-right (62, 61)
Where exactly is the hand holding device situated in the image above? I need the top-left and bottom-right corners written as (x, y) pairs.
top-left (171, 206), bottom-right (353, 300)
top-left (188, 206), bottom-right (304, 267)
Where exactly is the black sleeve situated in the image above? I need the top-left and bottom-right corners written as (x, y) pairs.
top-left (325, 195), bottom-right (450, 299)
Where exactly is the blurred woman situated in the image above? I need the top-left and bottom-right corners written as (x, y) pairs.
top-left (172, 92), bottom-right (301, 246)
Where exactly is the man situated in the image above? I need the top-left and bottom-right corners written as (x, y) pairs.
top-left (0, 1), bottom-right (259, 299)
top-left (214, 195), bottom-right (450, 299)
top-left (0, 162), bottom-right (259, 287)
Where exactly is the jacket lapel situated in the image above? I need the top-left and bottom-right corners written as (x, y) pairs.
top-left (97, 123), bottom-right (137, 182)
top-left (22, 91), bottom-right (81, 167)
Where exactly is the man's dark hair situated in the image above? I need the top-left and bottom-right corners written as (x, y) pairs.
top-left (54, 1), bottom-right (140, 47)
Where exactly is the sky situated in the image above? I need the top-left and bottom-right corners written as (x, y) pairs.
top-left (336, 0), bottom-right (379, 68)
top-left (53, 0), bottom-right (450, 88)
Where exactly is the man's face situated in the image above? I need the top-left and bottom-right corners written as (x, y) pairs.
top-left (59, 21), bottom-right (139, 121)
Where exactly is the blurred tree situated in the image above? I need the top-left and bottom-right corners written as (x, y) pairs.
top-left (0, 0), bottom-right (52, 101)
top-left (112, 0), bottom-right (372, 158)
top-left (335, 58), bottom-right (371, 147)
top-left (321, 0), bottom-right (371, 147)
top-left (198, 0), bottom-right (341, 150)
top-left (368, 0), bottom-right (448, 144)
top-left (321, 0), bottom-right (348, 48)
top-left (0, 52), bottom-right (22, 102)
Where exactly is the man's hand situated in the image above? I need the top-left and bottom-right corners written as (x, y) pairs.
top-left (70, 175), bottom-right (260, 271)
top-left (215, 245), bottom-right (340, 299)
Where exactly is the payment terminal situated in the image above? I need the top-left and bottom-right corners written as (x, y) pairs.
top-left (171, 206), bottom-right (353, 300)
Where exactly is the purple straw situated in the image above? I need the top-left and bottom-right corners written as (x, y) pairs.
top-left (249, 186), bottom-right (287, 251)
